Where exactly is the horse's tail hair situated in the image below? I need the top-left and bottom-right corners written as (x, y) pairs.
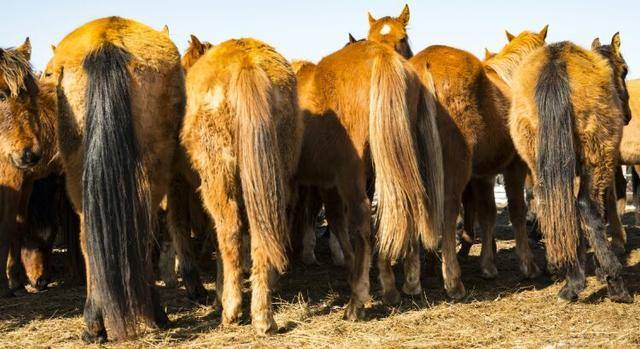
top-left (229, 59), bottom-right (289, 273)
top-left (82, 43), bottom-right (154, 338)
top-left (534, 44), bottom-right (579, 268)
top-left (370, 51), bottom-right (437, 261)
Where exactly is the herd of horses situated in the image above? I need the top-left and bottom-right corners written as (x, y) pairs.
top-left (1, 4), bottom-right (639, 342)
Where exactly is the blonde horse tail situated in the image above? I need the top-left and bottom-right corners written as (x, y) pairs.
top-left (229, 59), bottom-right (289, 273)
top-left (415, 68), bottom-right (445, 252)
top-left (370, 51), bottom-right (436, 261)
top-left (534, 45), bottom-right (579, 268)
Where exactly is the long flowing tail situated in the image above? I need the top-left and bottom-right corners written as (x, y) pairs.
top-left (229, 60), bottom-right (289, 273)
top-left (534, 46), bottom-right (579, 268)
top-left (370, 51), bottom-right (439, 261)
top-left (415, 68), bottom-right (445, 251)
top-left (82, 43), bottom-right (154, 338)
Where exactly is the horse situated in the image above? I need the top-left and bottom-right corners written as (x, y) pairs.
top-left (293, 37), bottom-right (443, 314)
top-left (614, 79), bottom-right (640, 223)
top-left (19, 174), bottom-right (81, 291)
top-left (509, 33), bottom-right (632, 303)
top-left (42, 17), bottom-right (185, 342)
top-left (0, 39), bottom-right (63, 297)
top-left (179, 36), bottom-right (303, 335)
top-left (368, 5), bottom-right (544, 299)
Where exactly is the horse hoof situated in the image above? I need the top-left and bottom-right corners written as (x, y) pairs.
top-left (382, 288), bottom-right (401, 306)
top-left (445, 280), bottom-right (466, 300)
top-left (557, 285), bottom-right (579, 303)
top-left (343, 300), bottom-right (365, 321)
top-left (520, 260), bottom-right (541, 279)
top-left (253, 317), bottom-right (278, 336)
top-left (81, 329), bottom-right (107, 344)
top-left (481, 265), bottom-right (498, 279)
top-left (607, 277), bottom-right (633, 303)
top-left (222, 309), bottom-right (242, 326)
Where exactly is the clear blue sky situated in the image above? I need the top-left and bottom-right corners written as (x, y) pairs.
top-left (1, 1), bottom-right (638, 78)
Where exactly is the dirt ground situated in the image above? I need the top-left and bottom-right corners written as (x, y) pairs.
top-left (2, 203), bottom-right (640, 348)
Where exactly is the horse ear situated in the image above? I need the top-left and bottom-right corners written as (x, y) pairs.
top-left (398, 4), bottom-right (410, 27)
top-left (505, 30), bottom-right (515, 42)
top-left (591, 38), bottom-right (601, 51)
top-left (484, 48), bottom-right (493, 60)
top-left (368, 12), bottom-right (376, 26)
top-left (539, 25), bottom-right (549, 40)
top-left (611, 32), bottom-right (621, 55)
top-left (189, 34), bottom-right (203, 50)
top-left (16, 37), bottom-right (31, 61)
top-left (349, 33), bottom-right (357, 44)
top-left (162, 25), bottom-right (170, 36)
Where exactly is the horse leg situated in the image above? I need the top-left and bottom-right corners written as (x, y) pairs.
top-left (329, 231), bottom-right (345, 266)
top-left (249, 221), bottom-right (277, 335)
top-left (471, 176), bottom-right (498, 279)
top-left (504, 159), bottom-right (541, 278)
top-left (557, 236), bottom-right (587, 302)
top-left (401, 239), bottom-right (422, 296)
top-left (458, 184), bottom-right (475, 258)
top-left (576, 171), bottom-right (632, 303)
top-left (633, 165), bottom-right (640, 225)
top-left (606, 181), bottom-right (626, 256)
top-left (301, 188), bottom-right (322, 265)
top-left (442, 193), bottom-right (466, 299)
top-left (200, 177), bottom-right (244, 325)
top-left (167, 175), bottom-right (208, 303)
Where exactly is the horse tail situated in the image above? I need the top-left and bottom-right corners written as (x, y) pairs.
top-left (370, 51), bottom-right (436, 261)
top-left (82, 43), bottom-right (154, 338)
top-left (534, 45), bottom-right (579, 268)
top-left (229, 59), bottom-right (289, 273)
top-left (415, 67), bottom-right (445, 252)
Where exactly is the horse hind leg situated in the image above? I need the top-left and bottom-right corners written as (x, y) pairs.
top-left (401, 239), bottom-right (422, 296)
top-left (167, 176), bottom-right (208, 303)
top-left (576, 171), bottom-right (632, 303)
top-left (504, 160), bottom-right (541, 278)
top-left (606, 180), bottom-right (626, 256)
top-left (199, 174), bottom-right (244, 325)
top-left (458, 184), bottom-right (475, 258)
top-left (471, 176), bottom-right (498, 279)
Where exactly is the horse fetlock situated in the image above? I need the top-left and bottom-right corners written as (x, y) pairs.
top-left (222, 298), bottom-right (243, 325)
top-left (401, 278), bottom-right (422, 296)
top-left (81, 328), bottom-right (108, 344)
top-left (480, 259), bottom-right (498, 279)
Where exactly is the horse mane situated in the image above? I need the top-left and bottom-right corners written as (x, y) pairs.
top-left (484, 32), bottom-right (544, 87)
top-left (0, 48), bottom-right (36, 97)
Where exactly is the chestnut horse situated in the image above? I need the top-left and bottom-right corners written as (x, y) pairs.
top-left (42, 17), bottom-right (185, 342)
top-left (510, 34), bottom-right (632, 302)
top-left (180, 37), bottom-right (303, 335)
top-left (294, 38), bottom-right (443, 315)
top-left (368, 5), bottom-right (544, 299)
top-left (0, 39), bottom-right (62, 296)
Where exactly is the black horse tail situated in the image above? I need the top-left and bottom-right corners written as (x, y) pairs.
top-left (534, 43), bottom-right (579, 268)
top-left (82, 43), bottom-right (154, 338)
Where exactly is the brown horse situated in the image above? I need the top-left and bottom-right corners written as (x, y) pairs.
top-left (42, 17), bottom-right (185, 341)
top-left (294, 38), bottom-right (443, 315)
top-left (180, 37), bottom-right (303, 335)
top-left (0, 39), bottom-right (62, 297)
top-left (510, 34), bottom-right (632, 302)
top-left (368, 6), bottom-right (544, 299)
top-left (19, 174), bottom-right (81, 291)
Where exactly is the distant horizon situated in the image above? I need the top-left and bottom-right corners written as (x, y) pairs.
top-left (1, 0), bottom-right (638, 78)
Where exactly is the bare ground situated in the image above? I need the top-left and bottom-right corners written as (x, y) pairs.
top-left (2, 207), bottom-right (640, 348)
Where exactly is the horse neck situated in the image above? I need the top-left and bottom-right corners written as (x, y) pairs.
top-left (483, 48), bottom-right (534, 88)
top-left (34, 82), bottom-right (60, 174)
